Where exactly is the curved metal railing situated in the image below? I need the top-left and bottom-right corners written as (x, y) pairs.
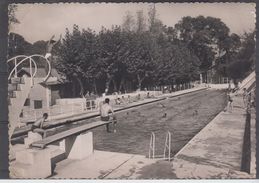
top-left (8, 55), bottom-right (38, 79)
top-left (7, 54), bottom-right (51, 85)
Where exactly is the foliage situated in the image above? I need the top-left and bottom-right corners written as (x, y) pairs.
top-left (226, 31), bottom-right (255, 80)
top-left (174, 16), bottom-right (230, 73)
top-left (9, 4), bottom-right (20, 25)
top-left (9, 8), bottom-right (255, 95)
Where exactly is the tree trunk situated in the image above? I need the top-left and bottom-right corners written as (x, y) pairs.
top-left (112, 79), bottom-right (118, 92)
top-left (75, 77), bottom-right (84, 97)
top-left (93, 79), bottom-right (97, 94)
top-left (72, 81), bottom-right (76, 97)
top-left (119, 77), bottom-right (125, 92)
top-left (137, 74), bottom-right (144, 90)
top-left (105, 74), bottom-right (112, 94)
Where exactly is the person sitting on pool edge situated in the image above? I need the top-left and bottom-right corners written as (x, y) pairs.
top-left (100, 98), bottom-right (117, 133)
top-left (31, 113), bottom-right (48, 138)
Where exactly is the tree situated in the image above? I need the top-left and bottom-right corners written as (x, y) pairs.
top-left (56, 25), bottom-right (92, 96)
top-left (225, 31), bottom-right (255, 80)
top-left (216, 33), bottom-right (241, 77)
top-left (122, 11), bottom-right (135, 32)
top-left (154, 35), bottom-right (200, 86)
top-left (135, 10), bottom-right (146, 33)
top-left (97, 26), bottom-right (130, 93)
top-left (124, 31), bottom-right (155, 90)
top-left (148, 5), bottom-right (164, 35)
top-left (9, 4), bottom-right (19, 25)
top-left (8, 33), bottom-right (32, 58)
top-left (174, 16), bottom-right (230, 81)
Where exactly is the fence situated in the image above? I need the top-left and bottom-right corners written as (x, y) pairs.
top-left (20, 84), bottom-right (196, 122)
top-left (20, 99), bottom-right (98, 121)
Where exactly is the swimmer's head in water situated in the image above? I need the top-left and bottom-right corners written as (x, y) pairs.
top-left (105, 98), bottom-right (110, 104)
top-left (43, 113), bottom-right (48, 119)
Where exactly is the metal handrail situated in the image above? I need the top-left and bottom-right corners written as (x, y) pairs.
top-left (8, 55), bottom-right (38, 79)
top-left (149, 132), bottom-right (155, 159)
top-left (8, 54), bottom-right (51, 84)
top-left (163, 131), bottom-right (172, 161)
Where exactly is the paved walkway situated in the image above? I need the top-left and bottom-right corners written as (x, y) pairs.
top-left (50, 91), bottom-right (255, 179)
top-left (52, 150), bottom-right (159, 179)
top-left (171, 94), bottom-right (255, 179)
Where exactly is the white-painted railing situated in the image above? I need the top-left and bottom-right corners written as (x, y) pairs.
top-left (163, 131), bottom-right (172, 161)
top-left (149, 132), bottom-right (155, 159)
top-left (8, 54), bottom-right (51, 86)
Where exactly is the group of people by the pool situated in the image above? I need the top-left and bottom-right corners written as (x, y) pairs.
top-left (226, 86), bottom-right (255, 113)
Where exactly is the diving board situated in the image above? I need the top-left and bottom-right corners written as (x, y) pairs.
top-left (31, 120), bottom-right (114, 148)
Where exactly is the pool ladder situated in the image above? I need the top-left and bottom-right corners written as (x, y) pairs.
top-left (149, 132), bottom-right (155, 159)
top-left (148, 131), bottom-right (172, 161)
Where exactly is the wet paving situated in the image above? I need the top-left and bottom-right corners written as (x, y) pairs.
top-left (90, 89), bottom-right (227, 157)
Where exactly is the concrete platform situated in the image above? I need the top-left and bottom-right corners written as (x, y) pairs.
top-left (51, 150), bottom-right (160, 179)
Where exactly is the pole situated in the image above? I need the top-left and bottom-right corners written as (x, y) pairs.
top-left (29, 58), bottom-right (33, 87)
top-left (14, 58), bottom-right (17, 78)
top-left (153, 132), bottom-right (155, 159)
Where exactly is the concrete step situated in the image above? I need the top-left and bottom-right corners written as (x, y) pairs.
top-left (10, 161), bottom-right (32, 178)
top-left (11, 145), bottom-right (65, 178)
top-left (9, 77), bottom-right (33, 137)
top-left (8, 83), bottom-right (21, 91)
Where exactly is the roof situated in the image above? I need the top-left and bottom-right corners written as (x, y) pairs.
top-left (17, 67), bottom-right (69, 85)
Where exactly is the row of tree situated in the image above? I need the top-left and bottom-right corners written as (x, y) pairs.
top-left (55, 7), bottom-right (255, 95)
top-left (55, 7), bottom-right (202, 95)
top-left (8, 6), bottom-right (255, 95)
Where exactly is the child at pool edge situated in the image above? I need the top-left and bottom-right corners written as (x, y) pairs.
top-left (100, 98), bottom-right (117, 133)
top-left (226, 89), bottom-right (237, 113)
top-left (31, 113), bottom-right (48, 138)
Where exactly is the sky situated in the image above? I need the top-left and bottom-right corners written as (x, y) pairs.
top-left (10, 3), bottom-right (256, 44)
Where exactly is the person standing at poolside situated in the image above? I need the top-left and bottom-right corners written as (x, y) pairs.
top-left (226, 90), bottom-right (234, 112)
top-left (100, 98), bottom-right (117, 133)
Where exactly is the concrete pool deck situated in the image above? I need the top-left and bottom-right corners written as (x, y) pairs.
top-left (171, 95), bottom-right (255, 179)
top-left (50, 92), bottom-right (255, 179)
